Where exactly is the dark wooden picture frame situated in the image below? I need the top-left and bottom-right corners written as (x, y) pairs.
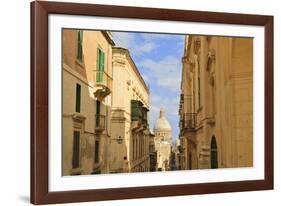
top-left (31, 1), bottom-right (274, 204)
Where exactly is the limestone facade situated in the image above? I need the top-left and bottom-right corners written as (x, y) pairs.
top-left (178, 35), bottom-right (253, 170)
top-left (110, 47), bottom-right (151, 173)
top-left (62, 29), bottom-right (114, 175)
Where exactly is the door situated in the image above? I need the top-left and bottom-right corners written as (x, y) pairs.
top-left (96, 100), bottom-right (100, 127)
top-left (72, 131), bottom-right (80, 169)
top-left (189, 152), bottom-right (192, 170)
top-left (211, 136), bottom-right (218, 169)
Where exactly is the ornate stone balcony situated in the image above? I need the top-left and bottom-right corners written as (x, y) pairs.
top-left (93, 70), bottom-right (112, 100)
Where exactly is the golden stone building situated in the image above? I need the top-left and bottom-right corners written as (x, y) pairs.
top-left (154, 109), bottom-right (173, 171)
top-left (178, 35), bottom-right (253, 170)
top-left (62, 30), bottom-right (114, 175)
top-left (110, 47), bottom-right (151, 173)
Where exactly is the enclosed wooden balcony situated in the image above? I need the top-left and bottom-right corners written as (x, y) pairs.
top-left (131, 100), bottom-right (149, 130)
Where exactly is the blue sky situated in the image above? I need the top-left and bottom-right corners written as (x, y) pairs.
top-left (112, 32), bottom-right (185, 142)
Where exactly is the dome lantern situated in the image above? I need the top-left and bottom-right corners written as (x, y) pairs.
top-left (160, 108), bottom-right (165, 118)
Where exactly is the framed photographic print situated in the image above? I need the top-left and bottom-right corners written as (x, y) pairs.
top-left (30, 0), bottom-right (274, 204)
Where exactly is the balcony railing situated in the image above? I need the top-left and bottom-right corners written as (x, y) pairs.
top-left (95, 114), bottom-right (106, 132)
top-left (181, 113), bottom-right (196, 131)
top-left (94, 70), bottom-right (113, 88)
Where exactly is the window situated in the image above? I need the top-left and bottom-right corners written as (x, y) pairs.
top-left (133, 138), bottom-right (136, 160)
top-left (140, 137), bottom-right (143, 157)
top-left (95, 100), bottom-right (100, 127)
top-left (94, 140), bottom-right (100, 163)
top-left (72, 131), bottom-right (80, 169)
top-left (96, 48), bottom-right (105, 82)
top-left (197, 60), bottom-right (201, 108)
top-left (77, 30), bottom-right (83, 61)
top-left (189, 152), bottom-right (192, 170)
top-left (75, 84), bottom-right (81, 113)
top-left (211, 136), bottom-right (218, 169)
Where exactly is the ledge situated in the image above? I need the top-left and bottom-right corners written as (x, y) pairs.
top-left (70, 168), bottom-right (82, 175)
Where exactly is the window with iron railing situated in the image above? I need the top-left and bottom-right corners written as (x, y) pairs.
top-left (95, 100), bottom-right (106, 130)
top-left (182, 113), bottom-right (196, 130)
top-left (95, 114), bottom-right (105, 130)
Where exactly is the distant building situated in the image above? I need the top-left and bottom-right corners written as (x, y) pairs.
top-left (110, 47), bottom-right (151, 173)
top-left (178, 35), bottom-right (253, 170)
top-left (170, 145), bottom-right (177, 171)
top-left (154, 109), bottom-right (173, 171)
top-left (174, 138), bottom-right (184, 170)
top-left (62, 30), bottom-right (114, 175)
top-left (149, 130), bottom-right (157, 172)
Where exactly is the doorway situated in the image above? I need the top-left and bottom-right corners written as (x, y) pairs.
top-left (211, 136), bottom-right (218, 169)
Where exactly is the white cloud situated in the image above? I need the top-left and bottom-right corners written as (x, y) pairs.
top-left (141, 33), bottom-right (184, 41)
top-left (112, 32), bottom-right (158, 56)
top-left (150, 94), bottom-right (179, 118)
top-left (138, 56), bottom-right (182, 92)
top-left (112, 32), bottom-right (135, 49)
top-left (134, 42), bottom-right (157, 56)
top-left (141, 33), bottom-right (171, 41)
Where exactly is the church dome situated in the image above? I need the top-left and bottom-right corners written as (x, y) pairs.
top-left (154, 108), bottom-right (172, 131)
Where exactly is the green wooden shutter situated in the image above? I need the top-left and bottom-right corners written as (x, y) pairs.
top-left (96, 49), bottom-right (99, 82)
top-left (75, 84), bottom-right (81, 113)
top-left (96, 49), bottom-right (102, 82)
top-left (96, 49), bottom-right (105, 83)
top-left (100, 51), bottom-right (105, 82)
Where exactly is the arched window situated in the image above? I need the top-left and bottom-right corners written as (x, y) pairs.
top-left (188, 152), bottom-right (192, 170)
top-left (211, 136), bottom-right (218, 169)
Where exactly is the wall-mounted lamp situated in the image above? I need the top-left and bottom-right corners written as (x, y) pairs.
top-left (116, 136), bottom-right (123, 144)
